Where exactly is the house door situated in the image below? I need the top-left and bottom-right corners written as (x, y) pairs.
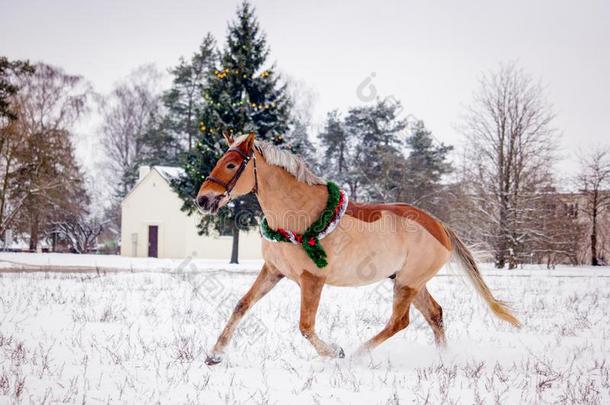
top-left (148, 225), bottom-right (158, 257)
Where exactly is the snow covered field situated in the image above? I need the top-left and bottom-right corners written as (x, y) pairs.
top-left (1, 254), bottom-right (609, 403)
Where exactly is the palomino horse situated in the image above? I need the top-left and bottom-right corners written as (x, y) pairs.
top-left (196, 132), bottom-right (521, 365)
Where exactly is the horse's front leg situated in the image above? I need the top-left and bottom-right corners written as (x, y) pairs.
top-left (205, 263), bottom-right (283, 365)
top-left (299, 271), bottom-right (345, 358)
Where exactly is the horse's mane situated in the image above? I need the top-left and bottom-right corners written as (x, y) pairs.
top-left (233, 135), bottom-right (326, 185)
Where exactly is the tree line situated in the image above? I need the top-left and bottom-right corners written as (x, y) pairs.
top-left (1, 1), bottom-right (608, 266)
top-left (0, 58), bottom-right (102, 252)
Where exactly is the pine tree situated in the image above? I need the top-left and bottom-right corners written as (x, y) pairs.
top-left (318, 110), bottom-right (355, 193)
top-left (203, 1), bottom-right (290, 141)
top-left (319, 110), bottom-right (349, 174)
top-left (173, 1), bottom-right (291, 263)
top-left (132, 36), bottom-right (217, 185)
top-left (137, 114), bottom-right (182, 167)
top-left (163, 34), bottom-right (217, 152)
top-left (286, 119), bottom-right (317, 167)
top-left (345, 99), bottom-right (407, 200)
top-left (402, 120), bottom-right (453, 212)
top-left (318, 101), bottom-right (409, 201)
top-left (345, 99), bottom-right (406, 148)
top-left (317, 102), bottom-right (453, 208)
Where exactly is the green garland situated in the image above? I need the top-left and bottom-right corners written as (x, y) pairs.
top-left (260, 182), bottom-right (341, 268)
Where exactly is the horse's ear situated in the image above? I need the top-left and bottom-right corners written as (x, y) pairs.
top-left (223, 130), bottom-right (234, 145)
top-left (245, 132), bottom-right (256, 152)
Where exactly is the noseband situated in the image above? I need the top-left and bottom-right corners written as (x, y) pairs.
top-left (206, 146), bottom-right (259, 199)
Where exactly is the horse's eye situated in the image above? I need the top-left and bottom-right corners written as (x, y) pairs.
top-left (226, 163), bottom-right (236, 170)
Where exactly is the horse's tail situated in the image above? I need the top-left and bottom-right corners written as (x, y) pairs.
top-left (444, 225), bottom-right (522, 328)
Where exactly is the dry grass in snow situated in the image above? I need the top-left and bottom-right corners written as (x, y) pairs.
top-left (1, 261), bottom-right (609, 404)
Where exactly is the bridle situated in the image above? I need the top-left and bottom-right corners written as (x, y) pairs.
top-left (206, 146), bottom-right (259, 199)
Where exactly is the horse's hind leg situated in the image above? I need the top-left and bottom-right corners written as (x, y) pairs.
top-left (356, 282), bottom-right (418, 354)
top-left (413, 286), bottom-right (446, 347)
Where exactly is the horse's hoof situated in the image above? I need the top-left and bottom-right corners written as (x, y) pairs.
top-left (205, 353), bottom-right (222, 366)
top-left (330, 344), bottom-right (345, 359)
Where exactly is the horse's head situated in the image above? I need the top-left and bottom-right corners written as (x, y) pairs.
top-left (196, 132), bottom-right (258, 213)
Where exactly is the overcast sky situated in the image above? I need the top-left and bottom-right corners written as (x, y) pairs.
top-left (1, 0), bottom-right (609, 180)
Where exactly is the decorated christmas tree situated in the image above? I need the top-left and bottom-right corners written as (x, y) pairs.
top-left (172, 1), bottom-right (291, 263)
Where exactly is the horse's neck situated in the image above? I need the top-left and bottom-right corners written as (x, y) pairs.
top-left (256, 157), bottom-right (327, 233)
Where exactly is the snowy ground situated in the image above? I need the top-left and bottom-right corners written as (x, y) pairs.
top-left (0, 252), bottom-right (264, 273)
top-left (1, 253), bottom-right (609, 404)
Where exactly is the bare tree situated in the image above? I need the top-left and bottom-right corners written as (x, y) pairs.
top-left (1, 63), bottom-right (90, 249)
top-left (0, 116), bottom-right (24, 236)
top-left (53, 216), bottom-right (105, 253)
top-left (0, 56), bottom-right (33, 121)
top-left (459, 62), bottom-right (559, 268)
top-left (577, 148), bottom-right (610, 266)
top-left (99, 65), bottom-right (163, 198)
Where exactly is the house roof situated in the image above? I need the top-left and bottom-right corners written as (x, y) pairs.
top-left (154, 166), bottom-right (184, 182)
top-left (122, 165), bottom-right (185, 205)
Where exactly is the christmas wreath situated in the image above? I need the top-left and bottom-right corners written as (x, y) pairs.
top-left (260, 182), bottom-right (348, 268)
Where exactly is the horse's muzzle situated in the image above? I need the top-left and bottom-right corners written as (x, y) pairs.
top-left (196, 194), bottom-right (222, 214)
top-left (197, 195), bottom-right (209, 209)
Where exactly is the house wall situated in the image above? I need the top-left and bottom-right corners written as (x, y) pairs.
top-left (121, 170), bottom-right (262, 260)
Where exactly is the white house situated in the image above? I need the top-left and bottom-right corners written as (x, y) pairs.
top-left (120, 166), bottom-right (262, 260)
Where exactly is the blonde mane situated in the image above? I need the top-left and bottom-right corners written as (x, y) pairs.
top-left (233, 135), bottom-right (325, 185)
